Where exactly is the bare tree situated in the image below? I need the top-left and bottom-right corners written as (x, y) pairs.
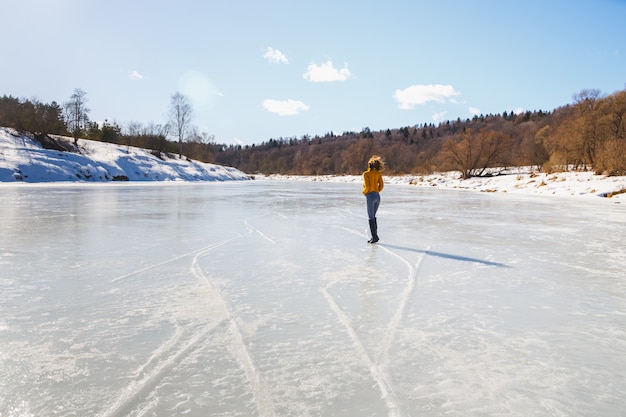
top-left (168, 92), bottom-right (193, 157)
top-left (64, 88), bottom-right (90, 146)
top-left (593, 90), bottom-right (626, 175)
top-left (441, 129), bottom-right (510, 179)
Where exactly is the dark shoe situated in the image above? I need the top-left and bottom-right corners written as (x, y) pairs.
top-left (368, 218), bottom-right (379, 243)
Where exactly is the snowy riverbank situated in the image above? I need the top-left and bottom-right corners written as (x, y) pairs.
top-left (0, 127), bottom-right (250, 182)
top-left (2, 126), bottom-right (625, 202)
top-left (264, 169), bottom-right (626, 202)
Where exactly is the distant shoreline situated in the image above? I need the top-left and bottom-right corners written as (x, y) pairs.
top-left (262, 170), bottom-right (626, 202)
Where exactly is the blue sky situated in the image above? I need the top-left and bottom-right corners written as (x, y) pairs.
top-left (2, 0), bottom-right (625, 146)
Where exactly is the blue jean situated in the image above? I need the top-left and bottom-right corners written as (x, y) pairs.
top-left (365, 192), bottom-right (380, 220)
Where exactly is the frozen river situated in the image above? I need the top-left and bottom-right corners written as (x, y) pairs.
top-left (1, 180), bottom-right (625, 417)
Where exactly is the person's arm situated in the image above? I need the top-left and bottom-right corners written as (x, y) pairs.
top-left (362, 171), bottom-right (371, 194)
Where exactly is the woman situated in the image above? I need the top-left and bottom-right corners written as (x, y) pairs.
top-left (362, 155), bottom-right (384, 243)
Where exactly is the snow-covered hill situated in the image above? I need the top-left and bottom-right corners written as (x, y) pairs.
top-left (0, 127), bottom-right (250, 182)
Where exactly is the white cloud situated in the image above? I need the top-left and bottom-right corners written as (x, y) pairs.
top-left (393, 84), bottom-right (461, 110)
top-left (262, 99), bottom-right (310, 116)
top-left (129, 70), bottom-right (143, 80)
top-left (432, 111), bottom-right (447, 122)
top-left (469, 106), bottom-right (481, 116)
top-left (303, 61), bottom-right (351, 82)
top-left (512, 107), bottom-right (524, 115)
top-left (263, 47), bottom-right (288, 64)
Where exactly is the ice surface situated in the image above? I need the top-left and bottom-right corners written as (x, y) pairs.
top-left (1, 181), bottom-right (625, 417)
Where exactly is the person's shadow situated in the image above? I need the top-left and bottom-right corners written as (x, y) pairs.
top-left (378, 243), bottom-right (510, 268)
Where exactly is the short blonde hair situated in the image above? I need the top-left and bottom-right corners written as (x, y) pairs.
top-left (368, 155), bottom-right (384, 171)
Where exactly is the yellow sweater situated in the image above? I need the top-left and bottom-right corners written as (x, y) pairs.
top-left (362, 169), bottom-right (384, 194)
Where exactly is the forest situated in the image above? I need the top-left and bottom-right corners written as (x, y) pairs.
top-left (1, 88), bottom-right (625, 177)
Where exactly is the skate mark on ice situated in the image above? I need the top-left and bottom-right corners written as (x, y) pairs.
top-left (172, 395), bottom-right (191, 411)
top-left (111, 237), bottom-right (240, 283)
top-left (335, 225), bottom-right (370, 241)
top-left (100, 240), bottom-right (243, 416)
top-left (343, 207), bottom-right (367, 219)
top-left (97, 323), bottom-right (220, 417)
top-left (131, 326), bottom-right (187, 380)
top-left (192, 246), bottom-right (277, 417)
top-left (244, 216), bottom-right (277, 245)
top-left (374, 245), bottom-right (428, 367)
top-left (321, 288), bottom-right (404, 417)
top-left (331, 226), bottom-right (431, 415)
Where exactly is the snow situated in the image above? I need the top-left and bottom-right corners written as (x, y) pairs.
top-left (0, 127), bottom-right (250, 182)
top-left (265, 170), bottom-right (626, 202)
top-left (2, 126), bottom-right (625, 202)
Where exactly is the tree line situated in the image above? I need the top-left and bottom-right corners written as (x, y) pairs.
top-left (0, 89), bottom-right (221, 162)
top-left (1, 88), bottom-right (625, 177)
top-left (214, 88), bottom-right (626, 177)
